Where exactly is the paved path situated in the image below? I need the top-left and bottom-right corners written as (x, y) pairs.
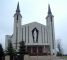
top-left (24, 55), bottom-right (66, 60)
top-left (48, 56), bottom-right (66, 60)
top-left (30, 56), bottom-right (66, 60)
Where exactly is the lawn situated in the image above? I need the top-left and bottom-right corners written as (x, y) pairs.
top-left (61, 56), bottom-right (67, 59)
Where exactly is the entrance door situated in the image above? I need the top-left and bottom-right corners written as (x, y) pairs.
top-left (38, 46), bottom-right (43, 55)
top-left (32, 46), bottom-right (37, 55)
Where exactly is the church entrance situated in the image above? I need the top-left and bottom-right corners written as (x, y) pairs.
top-left (27, 45), bottom-right (43, 55)
top-left (26, 45), bottom-right (50, 55)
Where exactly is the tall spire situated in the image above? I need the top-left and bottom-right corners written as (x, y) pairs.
top-left (48, 4), bottom-right (52, 14)
top-left (16, 2), bottom-right (20, 12)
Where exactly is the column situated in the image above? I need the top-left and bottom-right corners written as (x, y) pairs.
top-left (31, 47), bottom-right (33, 54)
top-left (37, 46), bottom-right (38, 55)
top-left (43, 46), bottom-right (45, 54)
top-left (26, 45), bottom-right (27, 53)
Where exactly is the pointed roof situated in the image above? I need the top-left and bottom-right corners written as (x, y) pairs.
top-left (48, 4), bottom-right (52, 14)
top-left (16, 2), bottom-right (20, 12)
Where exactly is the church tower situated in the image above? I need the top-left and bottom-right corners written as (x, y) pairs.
top-left (13, 2), bottom-right (22, 49)
top-left (46, 5), bottom-right (56, 55)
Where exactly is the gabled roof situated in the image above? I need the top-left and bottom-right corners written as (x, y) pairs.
top-left (22, 22), bottom-right (45, 27)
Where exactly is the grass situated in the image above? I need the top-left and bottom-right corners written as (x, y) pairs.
top-left (60, 56), bottom-right (67, 59)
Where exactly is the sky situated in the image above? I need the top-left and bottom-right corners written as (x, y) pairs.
top-left (0, 0), bottom-right (67, 54)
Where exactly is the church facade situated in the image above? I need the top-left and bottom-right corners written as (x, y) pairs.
top-left (5, 3), bottom-right (56, 55)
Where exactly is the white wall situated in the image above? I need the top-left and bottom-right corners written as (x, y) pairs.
top-left (22, 22), bottom-right (48, 45)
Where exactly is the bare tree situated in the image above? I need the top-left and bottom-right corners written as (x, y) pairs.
top-left (57, 39), bottom-right (63, 56)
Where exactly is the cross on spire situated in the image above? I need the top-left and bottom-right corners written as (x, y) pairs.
top-left (48, 4), bottom-right (52, 14)
top-left (16, 2), bottom-right (20, 12)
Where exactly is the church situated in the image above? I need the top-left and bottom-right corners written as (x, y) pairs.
top-left (5, 3), bottom-right (56, 55)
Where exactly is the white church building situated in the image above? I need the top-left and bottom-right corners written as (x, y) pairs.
top-left (5, 3), bottom-right (56, 55)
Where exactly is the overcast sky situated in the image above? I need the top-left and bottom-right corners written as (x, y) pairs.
top-left (0, 0), bottom-right (67, 54)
